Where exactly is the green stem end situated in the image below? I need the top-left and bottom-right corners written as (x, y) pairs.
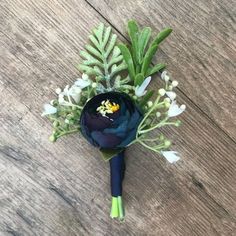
top-left (110, 196), bottom-right (124, 220)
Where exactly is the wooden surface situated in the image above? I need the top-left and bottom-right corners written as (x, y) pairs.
top-left (0, 0), bottom-right (235, 235)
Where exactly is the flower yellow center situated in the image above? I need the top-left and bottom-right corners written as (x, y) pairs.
top-left (96, 100), bottom-right (120, 116)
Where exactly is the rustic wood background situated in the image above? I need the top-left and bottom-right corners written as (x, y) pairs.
top-left (0, 0), bottom-right (236, 235)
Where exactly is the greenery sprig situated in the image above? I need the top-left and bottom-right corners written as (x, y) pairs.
top-left (78, 23), bottom-right (127, 90)
top-left (118, 20), bottom-right (171, 86)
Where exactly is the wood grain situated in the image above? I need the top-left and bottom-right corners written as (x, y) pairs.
top-left (86, 0), bottom-right (236, 141)
top-left (0, 0), bottom-right (236, 235)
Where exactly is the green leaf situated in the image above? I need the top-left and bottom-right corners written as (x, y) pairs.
top-left (77, 64), bottom-right (102, 77)
top-left (134, 73), bottom-right (144, 86)
top-left (137, 27), bottom-right (152, 64)
top-left (118, 43), bottom-right (135, 80)
top-left (146, 63), bottom-right (166, 77)
top-left (139, 90), bottom-right (154, 107)
top-left (141, 44), bottom-right (158, 76)
top-left (85, 44), bottom-right (103, 60)
top-left (152, 28), bottom-right (172, 45)
top-left (104, 34), bottom-right (117, 58)
top-left (93, 23), bottom-right (105, 44)
top-left (99, 148), bottom-right (124, 161)
top-left (127, 20), bottom-right (139, 64)
top-left (102, 26), bottom-right (112, 49)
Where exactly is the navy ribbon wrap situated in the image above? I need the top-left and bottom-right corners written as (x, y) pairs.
top-left (109, 150), bottom-right (125, 197)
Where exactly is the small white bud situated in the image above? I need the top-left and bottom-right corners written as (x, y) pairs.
top-left (165, 102), bottom-right (171, 108)
top-left (92, 82), bottom-right (97, 88)
top-left (55, 88), bottom-right (62, 94)
top-left (164, 75), bottom-right (170, 82)
top-left (147, 101), bottom-right (153, 107)
top-left (168, 85), bottom-right (173, 90)
top-left (172, 80), bottom-right (178, 87)
top-left (180, 104), bottom-right (186, 110)
top-left (49, 135), bottom-right (56, 142)
top-left (164, 97), bottom-right (171, 103)
top-left (156, 112), bottom-right (161, 118)
top-left (82, 73), bottom-right (89, 80)
top-left (158, 88), bottom-right (166, 96)
top-left (164, 140), bottom-right (171, 148)
top-left (65, 119), bottom-right (70, 124)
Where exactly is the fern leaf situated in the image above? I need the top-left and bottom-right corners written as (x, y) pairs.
top-left (78, 24), bottom-right (126, 84)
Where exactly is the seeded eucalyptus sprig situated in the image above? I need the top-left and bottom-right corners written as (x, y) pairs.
top-left (118, 20), bottom-right (172, 87)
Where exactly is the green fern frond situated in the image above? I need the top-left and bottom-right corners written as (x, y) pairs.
top-left (78, 23), bottom-right (127, 85)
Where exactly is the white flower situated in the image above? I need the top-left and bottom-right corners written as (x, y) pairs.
top-left (58, 93), bottom-right (73, 106)
top-left (74, 73), bottom-right (91, 88)
top-left (63, 85), bottom-right (70, 95)
top-left (161, 71), bottom-right (169, 82)
top-left (166, 91), bottom-right (176, 100)
top-left (168, 100), bottom-right (186, 117)
top-left (58, 94), bottom-right (69, 106)
top-left (161, 151), bottom-right (180, 163)
top-left (58, 83), bottom-right (82, 106)
top-left (42, 104), bottom-right (57, 116)
top-left (135, 76), bottom-right (151, 97)
top-left (68, 85), bottom-right (82, 103)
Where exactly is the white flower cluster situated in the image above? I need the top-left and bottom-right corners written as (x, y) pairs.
top-left (134, 72), bottom-right (186, 119)
top-left (159, 71), bottom-right (186, 118)
top-left (42, 74), bottom-right (93, 116)
top-left (135, 71), bottom-right (186, 163)
top-left (159, 71), bottom-right (186, 163)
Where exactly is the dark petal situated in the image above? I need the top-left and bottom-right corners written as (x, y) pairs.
top-left (112, 110), bottom-right (130, 126)
top-left (103, 120), bottom-right (128, 137)
top-left (85, 112), bottom-right (112, 131)
top-left (107, 109), bottom-right (121, 120)
top-left (119, 100), bottom-right (127, 115)
top-left (80, 117), bottom-right (98, 146)
top-left (91, 131), bottom-right (121, 149)
top-left (127, 109), bottom-right (142, 130)
top-left (117, 128), bottom-right (137, 148)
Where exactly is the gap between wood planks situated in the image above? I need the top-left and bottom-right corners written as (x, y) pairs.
top-left (84, 0), bottom-right (236, 146)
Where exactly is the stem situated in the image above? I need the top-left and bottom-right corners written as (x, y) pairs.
top-left (139, 117), bottom-right (168, 134)
top-left (137, 140), bottom-right (160, 153)
top-left (140, 137), bottom-right (160, 142)
top-left (56, 127), bottom-right (80, 139)
top-left (137, 95), bottom-right (161, 137)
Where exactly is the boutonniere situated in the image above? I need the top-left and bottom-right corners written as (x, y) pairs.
top-left (42, 20), bottom-right (185, 220)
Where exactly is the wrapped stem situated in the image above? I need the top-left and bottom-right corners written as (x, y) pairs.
top-left (109, 150), bottom-right (125, 220)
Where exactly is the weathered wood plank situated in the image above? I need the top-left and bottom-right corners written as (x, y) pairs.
top-left (86, 0), bottom-right (236, 141)
top-left (0, 0), bottom-right (236, 235)
top-left (0, 156), bottom-right (90, 236)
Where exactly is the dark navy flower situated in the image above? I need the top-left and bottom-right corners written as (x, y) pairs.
top-left (80, 92), bottom-right (143, 149)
